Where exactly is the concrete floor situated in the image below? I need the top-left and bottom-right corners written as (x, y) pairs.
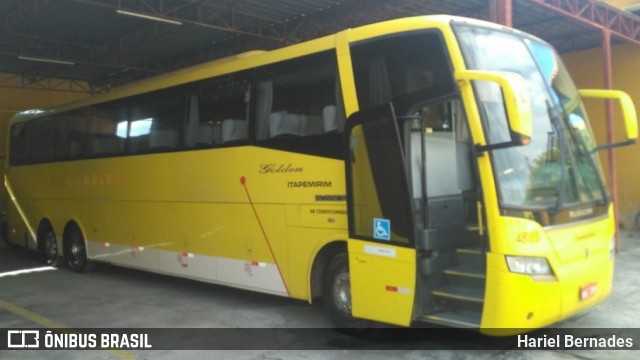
top-left (1, 231), bottom-right (639, 359)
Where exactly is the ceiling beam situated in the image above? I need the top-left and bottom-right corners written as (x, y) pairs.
top-left (2, 31), bottom-right (168, 76)
top-left (67, 0), bottom-right (290, 43)
top-left (0, 70), bottom-right (92, 94)
top-left (139, 0), bottom-right (489, 76)
top-left (278, 0), bottom-right (489, 44)
top-left (529, 0), bottom-right (640, 46)
top-left (1, 0), bottom-right (53, 32)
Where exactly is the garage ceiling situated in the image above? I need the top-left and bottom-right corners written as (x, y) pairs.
top-left (1, 0), bottom-right (638, 93)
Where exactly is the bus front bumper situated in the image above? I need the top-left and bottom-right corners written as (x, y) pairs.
top-left (479, 249), bottom-right (614, 335)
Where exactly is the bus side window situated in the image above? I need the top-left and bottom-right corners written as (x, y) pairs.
top-left (187, 72), bottom-right (252, 149)
top-left (54, 112), bottom-right (87, 160)
top-left (28, 119), bottom-right (55, 163)
top-left (9, 123), bottom-right (29, 165)
top-left (255, 50), bottom-right (343, 159)
top-left (85, 106), bottom-right (125, 157)
top-left (108, 88), bottom-right (185, 155)
top-left (351, 31), bottom-right (455, 115)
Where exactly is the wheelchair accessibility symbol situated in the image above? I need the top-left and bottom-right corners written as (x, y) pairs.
top-left (373, 218), bottom-right (391, 241)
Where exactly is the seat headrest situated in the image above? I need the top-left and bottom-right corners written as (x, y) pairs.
top-left (323, 105), bottom-right (337, 132)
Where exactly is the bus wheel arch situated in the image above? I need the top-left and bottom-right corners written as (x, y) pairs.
top-left (37, 218), bottom-right (60, 266)
top-left (310, 241), bottom-right (369, 329)
top-left (63, 221), bottom-right (95, 273)
top-left (310, 241), bottom-right (346, 303)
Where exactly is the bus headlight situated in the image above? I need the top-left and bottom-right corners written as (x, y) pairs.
top-left (505, 256), bottom-right (553, 275)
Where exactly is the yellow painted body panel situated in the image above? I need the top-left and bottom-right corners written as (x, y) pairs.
top-left (7, 147), bottom-right (347, 301)
top-left (480, 211), bottom-right (615, 334)
top-left (348, 240), bottom-right (416, 326)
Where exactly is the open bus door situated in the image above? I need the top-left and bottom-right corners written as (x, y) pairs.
top-left (344, 103), bottom-right (417, 326)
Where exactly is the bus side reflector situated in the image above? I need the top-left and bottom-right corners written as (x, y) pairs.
top-left (385, 285), bottom-right (410, 294)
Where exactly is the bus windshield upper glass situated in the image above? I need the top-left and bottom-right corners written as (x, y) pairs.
top-left (455, 24), bottom-right (607, 211)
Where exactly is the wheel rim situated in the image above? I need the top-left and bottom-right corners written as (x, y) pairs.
top-left (43, 232), bottom-right (58, 264)
top-left (68, 232), bottom-right (86, 269)
top-left (332, 270), bottom-right (352, 315)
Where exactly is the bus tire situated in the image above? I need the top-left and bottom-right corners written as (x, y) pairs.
top-left (64, 225), bottom-right (95, 273)
top-left (323, 252), bottom-right (368, 330)
top-left (38, 222), bottom-right (61, 267)
top-left (1, 216), bottom-right (9, 245)
top-left (1, 217), bottom-right (15, 248)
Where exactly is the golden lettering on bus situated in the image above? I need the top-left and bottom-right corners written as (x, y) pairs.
top-left (575, 232), bottom-right (595, 241)
top-left (258, 163), bottom-right (303, 174)
top-left (516, 231), bottom-right (540, 244)
top-left (80, 173), bottom-right (129, 187)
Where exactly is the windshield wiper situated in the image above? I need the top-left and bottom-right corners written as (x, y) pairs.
top-left (546, 100), bottom-right (568, 213)
top-left (562, 112), bottom-right (610, 205)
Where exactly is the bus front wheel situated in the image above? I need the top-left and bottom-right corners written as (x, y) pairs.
top-left (64, 225), bottom-right (95, 273)
top-left (323, 252), bottom-right (368, 330)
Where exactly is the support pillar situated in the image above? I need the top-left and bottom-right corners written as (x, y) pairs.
top-left (490, 0), bottom-right (513, 27)
top-left (602, 30), bottom-right (620, 251)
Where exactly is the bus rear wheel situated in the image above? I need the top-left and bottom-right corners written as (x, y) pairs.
top-left (1, 217), bottom-right (9, 246)
top-left (323, 252), bottom-right (368, 330)
top-left (64, 225), bottom-right (95, 273)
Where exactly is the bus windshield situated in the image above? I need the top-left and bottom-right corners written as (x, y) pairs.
top-left (455, 25), bottom-right (607, 211)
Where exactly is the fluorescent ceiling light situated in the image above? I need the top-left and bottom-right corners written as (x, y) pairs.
top-left (116, 9), bottom-right (183, 25)
top-left (18, 56), bottom-right (75, 65)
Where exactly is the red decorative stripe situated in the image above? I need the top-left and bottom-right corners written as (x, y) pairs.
top-left (241, 176), bottom-right (290, 297)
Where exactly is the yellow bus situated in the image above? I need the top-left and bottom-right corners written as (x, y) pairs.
top-left (4, 15), bottom-right (637, 333)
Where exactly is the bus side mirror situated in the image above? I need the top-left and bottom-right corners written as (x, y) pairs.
top-left (578, 89), bottom-right (638, 142)
top-left (455, 70), bottom-right (533, 152)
